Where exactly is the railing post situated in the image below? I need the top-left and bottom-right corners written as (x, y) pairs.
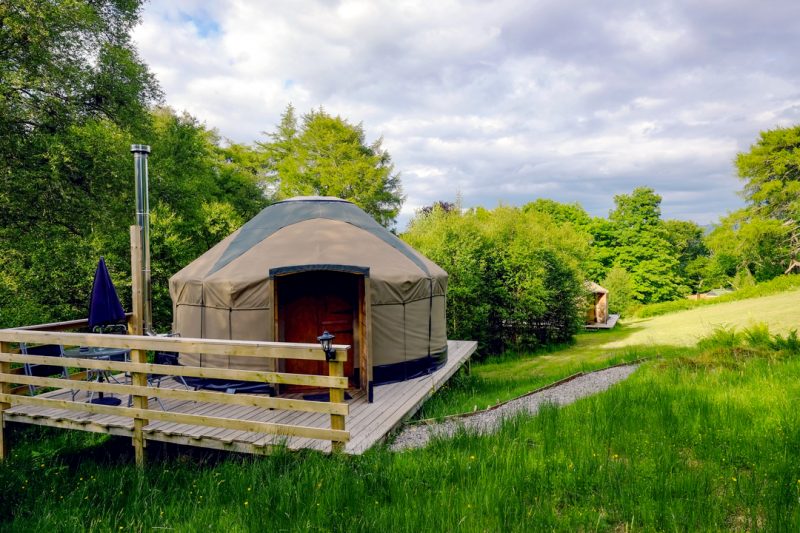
top-left (0, 341), bottom-right (11, 461)
top-left (130, 226), bottom-right (148, 466)
top-left (329, 355), bottom-right (345, 453)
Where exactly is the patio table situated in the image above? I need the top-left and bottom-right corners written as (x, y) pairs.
top-left (63, 347), bottom-right (130, 404)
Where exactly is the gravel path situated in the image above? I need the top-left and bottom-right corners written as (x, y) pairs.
top-left (390, 364), bottom-right (639, 451)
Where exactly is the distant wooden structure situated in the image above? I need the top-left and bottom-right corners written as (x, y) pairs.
top-left (585, 282), bottom-right (609, 325)
top-left (687, 288), bottom-right (734, 301)
top-left (585, 282), bottom-right (618, 330)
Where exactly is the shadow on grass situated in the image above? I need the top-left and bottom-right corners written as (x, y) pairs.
top-left (576, 321), bottom-right (648, 346)
top-left (477, 322), bottom-right (644, 367)
top-left (4, 423), bottom-right (256, 471)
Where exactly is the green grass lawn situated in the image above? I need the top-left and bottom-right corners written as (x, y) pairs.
top-left (1, 289), bottom-right (799, 530)
top-left (420, 287), bottom-right (800, 419)
top-left (2, 329), bottom-right (799, 531)
top-left (417, 328), bottom-right (679, 419)
top-left (608, 287), bottom-right (800, 348)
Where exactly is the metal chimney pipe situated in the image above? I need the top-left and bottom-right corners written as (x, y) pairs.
top-left (131, 144), bottom-right (153, 334)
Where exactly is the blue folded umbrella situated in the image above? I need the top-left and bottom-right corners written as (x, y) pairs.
top-left (88, 257), bottom-right (126, 330)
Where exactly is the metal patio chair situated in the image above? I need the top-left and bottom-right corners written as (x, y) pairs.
top-left (20, 343), bottom-right (76, 400)
top-left (127, 345), bottom-right (192, 411)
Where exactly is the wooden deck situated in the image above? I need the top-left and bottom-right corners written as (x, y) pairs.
top-left (585, 314), bottom-right (620, 330)
top-left (4, 340), bottom-right (476, 455)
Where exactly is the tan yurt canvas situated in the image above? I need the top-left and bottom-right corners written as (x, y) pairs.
top-left (586, 281), bottom-right (609, 324)
top-left (169, 196), bottom-right (448, 391)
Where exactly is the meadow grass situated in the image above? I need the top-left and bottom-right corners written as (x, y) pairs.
top-left (417, 326), bottom-right (684, 419)
top-left (631, 273), bottom-right (800, 319)
top-left (421, 286), bottom-right (799, 419)
top-left (2, 328), bottom-right (799, 531)
top-left (609, 287), bottom-right (800, 348)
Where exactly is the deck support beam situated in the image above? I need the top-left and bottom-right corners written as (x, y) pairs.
top-left (0, 341), bottom-right (10, 461)
top-left (329, 360), bottom-right (345, 453)
top-left (130, 226), bottom-right (148, 467)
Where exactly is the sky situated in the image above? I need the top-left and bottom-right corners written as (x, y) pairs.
top-left (132, 0), bottom-right (800, 228)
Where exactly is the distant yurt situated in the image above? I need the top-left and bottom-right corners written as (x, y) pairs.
top-left (586, 281), bottom-right (609, 324)
top-left (169, 197), bottom-right (448, 391)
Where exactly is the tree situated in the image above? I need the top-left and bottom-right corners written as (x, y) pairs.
top-left (0, 105), bottom-right (268, 328)
top-left (0, 0), bottom-right (160, 233)
top-left (131, 108), bottom-right (269, 325)
top-left (522, 199), bottom-right (592, 227)
top-left (705, 210), bottom-right (789, 285)
top-left (417, 201), bottom-right (457, 217)
top-left (664, 219), bottom-right (709, 293)
top-left (586, 217), bottom-right (618, 282)
top-left (0, 0), bottom-right (159, 133)
top-left (522, 199), bottom-right (619, 284)
top-left (403, 205), bottom-right (590, 354)
top-left (736, 125), bottom-right (800, 273)
top-left (609, 186), bottom-right (663, 233)
top-left (601, 266), bottom-right (634, 315)
top-left (606, 187), bottom-right (686, 303)
top-left (259, 105), bottom-right (404, 227)
top-left (145, 108), bottom-right (266, 244)
top-left (0, 0), bottom-right (160, 327)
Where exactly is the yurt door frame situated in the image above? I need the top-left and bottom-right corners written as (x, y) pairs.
top-left (271, 267), bottom-right (372, 398)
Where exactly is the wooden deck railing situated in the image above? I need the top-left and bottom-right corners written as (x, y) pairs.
top-left (0, 329), bottom-right (350, 465)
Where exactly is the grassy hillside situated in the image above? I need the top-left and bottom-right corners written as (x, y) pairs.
top-left (607, 287), bottom-right (800, 348)
top-left (2, 329), bottom-right (799, 531)
top-left (419, 287), bottom-right (800, 418)
top-left (630, 274), bottom-right (800, 319)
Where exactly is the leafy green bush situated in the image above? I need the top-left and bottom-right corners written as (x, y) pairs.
top-left (601, 265), bottom-right (635, 315)
top-left (693, 324), bottom-right (799, 366)
top-left (742, 323), bottom-right (773, 349)
top-left (772, 330), bottom-right (800, 355)
top-left (403, 205), bottom-right (589, 355)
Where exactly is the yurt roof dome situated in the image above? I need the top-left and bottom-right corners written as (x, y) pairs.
top-left (207, 196), bottom-right (431, 277)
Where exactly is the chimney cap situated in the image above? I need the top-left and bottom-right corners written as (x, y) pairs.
top-left (130, 144), bottom-right (151, 154)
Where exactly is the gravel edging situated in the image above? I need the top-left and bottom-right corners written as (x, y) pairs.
top-left (389, 363), bottom-right (640, 451)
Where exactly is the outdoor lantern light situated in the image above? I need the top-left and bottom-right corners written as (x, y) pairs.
top-left (317, 330), bottom-right (336, 361)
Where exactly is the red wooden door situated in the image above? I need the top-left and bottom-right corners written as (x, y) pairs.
top-left (279, 271), bottom-right (357, 389)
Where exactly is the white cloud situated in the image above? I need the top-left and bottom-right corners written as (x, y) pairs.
top-left (133, 0), bottom-right (800, 228)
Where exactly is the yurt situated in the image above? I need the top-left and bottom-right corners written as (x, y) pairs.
top-left (169, 197), bottom-right (448, 395)
top-left (585, 281), bottom-right (609, 325)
